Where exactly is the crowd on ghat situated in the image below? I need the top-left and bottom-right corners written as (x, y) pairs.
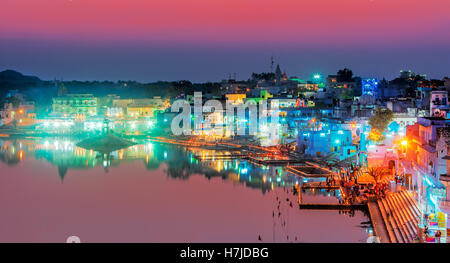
top-left (322, 163), bottom-right (392, 205)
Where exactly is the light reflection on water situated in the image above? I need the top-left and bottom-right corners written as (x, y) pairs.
top-left (0, 138), bottom-right (372, 242)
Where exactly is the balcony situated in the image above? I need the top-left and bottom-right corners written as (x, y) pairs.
top-left (440, 174), bottom-right (450, 182)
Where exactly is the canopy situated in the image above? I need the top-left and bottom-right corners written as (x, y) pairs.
top-left (357, 173), bottom-right (375, 184)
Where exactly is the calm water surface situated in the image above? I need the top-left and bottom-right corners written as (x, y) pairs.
top-left (0, 138), bottom-right (371, 242)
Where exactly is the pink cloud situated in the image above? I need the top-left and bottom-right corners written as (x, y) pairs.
top-left (1, 0), bottom-right (449, 45)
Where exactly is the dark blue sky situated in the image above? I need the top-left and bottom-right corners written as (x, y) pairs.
top-left (1, 38), bottom-right (449, 82)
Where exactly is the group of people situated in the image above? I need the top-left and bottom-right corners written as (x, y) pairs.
top-left (339, 175), bottom-right (389, 204)
top-left (422, 214), bottom-right (444, 243)
top-left (373, 182), bottom-right (388, 198)
top-left (423, 226), bottom-right (443, 243)
top-left (394, 174), bottom-right (406, 185)
top-left (325, 175), bottom-right (336, 186)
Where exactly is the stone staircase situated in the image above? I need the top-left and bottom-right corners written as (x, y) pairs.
top-left (376, 190), bottom-right (420, 243)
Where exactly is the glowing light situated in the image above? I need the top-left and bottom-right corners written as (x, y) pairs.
top-left (401, 140), bottom-right (407, 146)
top-left (54, 141), bottom-right (59, 150)
top-left (424, 176), bottom-right (434, 187)
top-left (430, 195), bottom-right (438, 206)
top-left (362, 78), bottom-right (379, 96)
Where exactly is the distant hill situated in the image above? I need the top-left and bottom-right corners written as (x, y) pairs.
top-left (0, 70), bottom-right (221, 100)
top-left (0, 70), bottom-right (43, 89)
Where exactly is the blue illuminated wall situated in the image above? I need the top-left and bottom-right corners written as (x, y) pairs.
top-left (299, 129), bottom-right (356, 160)
top-left (362, 78), bottom-right (379, 97)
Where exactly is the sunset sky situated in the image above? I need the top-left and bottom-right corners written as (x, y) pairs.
top-left (1, 0), bottom-right (449, 82)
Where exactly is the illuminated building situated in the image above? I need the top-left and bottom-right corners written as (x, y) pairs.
top-left (430, 90), bottom-right (449, 118)
top-left (298, 83), bottom-right (319, 92)
top-left (52, 94), bottom-right (98, 117)
top-left (399, 69), bottom-right (412, 79)
top-left (402, 117), bottom-right (450, 231)
top-left (366, 144), bottom-right (397, 169)
top-left (225, 94), bottom-right (246, 105)
top-left (127, 104), bottom-right (157, 118)
top-left (361, 78), bottom-right (379, 97)
top-left (387, 107), bottom-right (419, 134)
top-left (0, 103), bottom-right (15, 125)
top-left (298, 129), bottom-right (357, 161)
top-left (112, 97), bottom-right (170, 119)
top-left (106, 107), bottom-right (124, 118)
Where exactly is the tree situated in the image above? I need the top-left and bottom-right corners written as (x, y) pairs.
top-left (369, 107), bottom-right (393, 143)
top-left (251, 72), bottom-right (276, 82)
top-left (339, 89), bottom-right (354, 100)
top-left (368, 128), bottom-right (384, 143)
top-left (367, 167), bottom-right (389, 185)
top-left (355, 166), bottom-right (389, 185)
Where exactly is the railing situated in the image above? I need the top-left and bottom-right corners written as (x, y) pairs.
top-left (439, 174), bottom-right (450, 182)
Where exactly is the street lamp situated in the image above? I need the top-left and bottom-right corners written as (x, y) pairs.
top-left (400, 139), bottom-right (407, 155)
top-left (311, 118), bottom-right (316, 131)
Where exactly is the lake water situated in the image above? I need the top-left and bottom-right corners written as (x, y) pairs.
top-left (0, 138), bottom-right (371, 242)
